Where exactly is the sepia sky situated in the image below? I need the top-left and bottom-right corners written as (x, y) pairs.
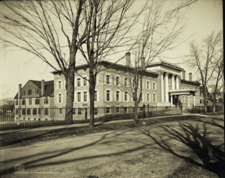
top-left (0, 0), bottom-right (222, 99)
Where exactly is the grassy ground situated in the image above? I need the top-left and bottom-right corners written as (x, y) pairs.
top-left (0, 113), bottom-right (224, 178)
top-left (0, 115), bottom-right (202, 148)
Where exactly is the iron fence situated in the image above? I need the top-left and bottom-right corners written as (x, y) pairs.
top-left (184, 105), bottom-right (223, 113)
top-left (0, 105), bottom-right (181, 130)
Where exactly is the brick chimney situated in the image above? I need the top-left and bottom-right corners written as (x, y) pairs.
top-left (18, 84), bottom-right (22, 98)
top-left (126, 52), bottom-right (130, 67)
top-left (41, 80), bottom-right (45, 96)
top-left (189, 73), bottom-right (192, 81)
top-left (182, 70), bottom-right (186, 80)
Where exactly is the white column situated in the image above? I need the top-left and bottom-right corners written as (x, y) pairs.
top-left (193, 96), bottom-right (195, 106)
top-left (161, 74), bottom-right (164, 102)
top-left (172, 74), bottom-right (175, 90)
top-left (165, 73), bottom-right (169, 102)
top-left (170, 95), bottom-right (173, 106)
top-left (176, 76), bottom-right (179, 89)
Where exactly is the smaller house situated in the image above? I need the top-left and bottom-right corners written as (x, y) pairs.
top-left (14, 80), bottom-right (55, 121)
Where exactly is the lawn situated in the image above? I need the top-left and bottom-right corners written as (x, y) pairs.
top-left (0, 113), bottom-right (224, 178)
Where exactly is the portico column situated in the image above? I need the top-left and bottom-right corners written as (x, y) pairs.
top-left (176, 76), bottom-right (179, 89)
top-left (193, 96), bottom-right (195, 106)
top-left (170, 95), bottom-right (173, 106)
top-left (172, 74), bottom-right (175, 90)
top-left (161, 74), bottom-right (164, 102)
top-left (165, 73), bottom-right (169, 102)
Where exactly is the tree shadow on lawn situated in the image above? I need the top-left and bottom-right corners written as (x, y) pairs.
top-left (138, 120), bottom-right (225, 178)
top-left (0, 128), bottom-right (147, 176)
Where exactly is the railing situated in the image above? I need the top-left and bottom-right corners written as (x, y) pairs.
top-left (1, 105), bottom-right (181, 130)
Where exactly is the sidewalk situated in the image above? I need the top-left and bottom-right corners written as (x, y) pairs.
top-left (0, 113), bottom-right (219, 135)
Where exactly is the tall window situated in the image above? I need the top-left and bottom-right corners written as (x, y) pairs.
top-left (106, 90), bottom-right (110, 101)
top-left (27, 108), bottom-right (30, 115)
top-left (58, 81), bottom-right (62, 89)
top-left (35, 89), bottom-right (39, 94)
top-left (153, 83), bottom-right (156, 90)
top-left (83, 77), bottom-right (87, 86)
top-left (84, 91), bottom-right (87, 102)
top-left (33, 108), bottom-right (37, 115)
top-left (106, 107), bottom-right (110, 113)
top-left (124, 107), bottom-right (128, 113)
top-left (106, 75), bottom-right (110, 84)
top-left (116, 77), bottom-right (119, 85)
top-left (124, 78), bottom-right (127, 86)
top-left (16, 100), bottom-right (18, 105)
top-left (124, 92), bottom-right (127, 101)
top-left (77, 92), bottom-right (81, 102)
top-left (44, 108), bottom-right (48, 115)
top-left (58, 94), bottom-right (62, 103)
top-left (23, 90), bottom-right (26, 95)
top-left (78, 108), bottom-right (81, 115)
top-left (73, 108), bottom-right (76, 115)
top-left (29, 98), bottom-right (32, 105)
top-left (44, 98), bottom-right (48, 104)
top-left (147, 93), bottom-right (149, 102)
top-left (22, 108), bottom-right (26, 115)
top-left (22, 99), bottom-right (26, 105)
top-left (16, 109), bottom-right (18, 114)
top-left (147, 82), bottom-right (149, 89)
top-left (36, 98), bottom-right (40, 104)
top-left (77, 78), bottom-right (81, 87)
top-left (28, 90), bottom-right (32, 95)
top-left (116, 107), bottom-right (120, 113)
top-left (59, 108), bottom-right (62, 114)
top-left (116, 91), bottom-right (120, 101)
top-left (38, 108), bottom-right (41, 114)
top-left (94, 91), bottom-right (97, 101)
top-left (153, 94), bottom-right (156, 102)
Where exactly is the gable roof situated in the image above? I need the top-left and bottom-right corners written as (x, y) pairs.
top-left (14, 80), bottom-right (54, 99)
top-left (146, 60), bottom-right (183, 72)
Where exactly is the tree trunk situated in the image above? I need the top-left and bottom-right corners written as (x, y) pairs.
top-left (89, 64), bottom-right (96, 129)
top-left (65, 67), bottom-right (75, 124)
top-left (133, 101), bottom-right (138, 124)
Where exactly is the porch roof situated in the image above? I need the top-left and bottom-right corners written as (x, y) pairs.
top-left (169, 89), bottom-right (196, 96)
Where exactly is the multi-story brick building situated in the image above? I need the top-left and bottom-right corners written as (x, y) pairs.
top-left (52, 52), bottom-right (202, 120)
top-left (14, 80), bottom-right (54, 121)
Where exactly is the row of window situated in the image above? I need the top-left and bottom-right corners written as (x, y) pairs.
top-left (57, 76), bottom-right (156, 90)
top-left (16, 108), bottom-right (49, 115)
top-left (16, 118), bottom-right (48, 121)
top-left (57, 91), bottom-right (157, 104)
top-left (22, 89), bottom-right (39, 96)
top-left (16, 98), bottom-right (48, 105)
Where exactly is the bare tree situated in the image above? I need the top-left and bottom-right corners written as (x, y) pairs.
top-left (119, 0), bottom-right (198, 123)
top-left (185, 30), bottom-right (223, 114)
top-left (76, 0), bottom-right (145, 128)
top-left (0, 0), bottom-right (87, 123)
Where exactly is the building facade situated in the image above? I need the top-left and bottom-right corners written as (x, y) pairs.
top-left (14, 80), bottom-right (54, 121)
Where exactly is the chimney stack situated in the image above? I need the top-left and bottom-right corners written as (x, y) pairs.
top-left (126, 52), bottom-right (130, 67)
top-left (189, 73), bottom-right (192, 81)
top-left (41, 80), bottom-right (45, 96)
top-left (182, 70), bottom-right (186, 80)
top-left (18, 84), bottom-right (22, 98)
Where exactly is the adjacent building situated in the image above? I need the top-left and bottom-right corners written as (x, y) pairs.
top-left (14, 80), bottom-right (54, 121)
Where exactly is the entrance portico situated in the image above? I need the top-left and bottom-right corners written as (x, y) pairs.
top-left (169, 89), bottom-right (197, 107)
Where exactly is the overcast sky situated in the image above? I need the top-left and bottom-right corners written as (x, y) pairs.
top-left (0, 0), bottom-right (222, 99)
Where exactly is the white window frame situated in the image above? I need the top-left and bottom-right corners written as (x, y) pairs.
top-left (94, 90), bottom-right (99, 102)
top-left (152, 93), bottom-right (157, 103)
top-left (105, 89), bottom-right (112, 102)
top-left (115, 75), bottom-right (120, 86)
top-left (59, 107), bottom-right (62, 115)
top-left (83, 90), bottom-right (88, 102)
top-left (147, 93), bottom-right (150, 102)
top-left (57, 80), bottom-right (63, 90)
top-left (77, 78), bottom-right (82, 87)
top-left (77, 91), bottom-right (82, 102)
top-left (124, 77), bottom-right (127, 87)
top-left (64, 80), bottom-right (66, 89)
top-left (124, 91), bottom-right (128, 102)
top-left (115, 90), bottom-right (120, 102)
top-left (57, 93), bottom-right (63, 104)
top-left (105, 74), bottom-right (112, 85)
top-left (152, 82), bottom-right (157, 90)
top-left (146, 81), bottom-right (150, 90)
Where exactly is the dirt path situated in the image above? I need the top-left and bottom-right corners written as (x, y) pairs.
top-left (0, 116), bottom-right (224, 178)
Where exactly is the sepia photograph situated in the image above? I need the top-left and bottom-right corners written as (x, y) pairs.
top-left (0, 0), bottom-right (223, 177)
